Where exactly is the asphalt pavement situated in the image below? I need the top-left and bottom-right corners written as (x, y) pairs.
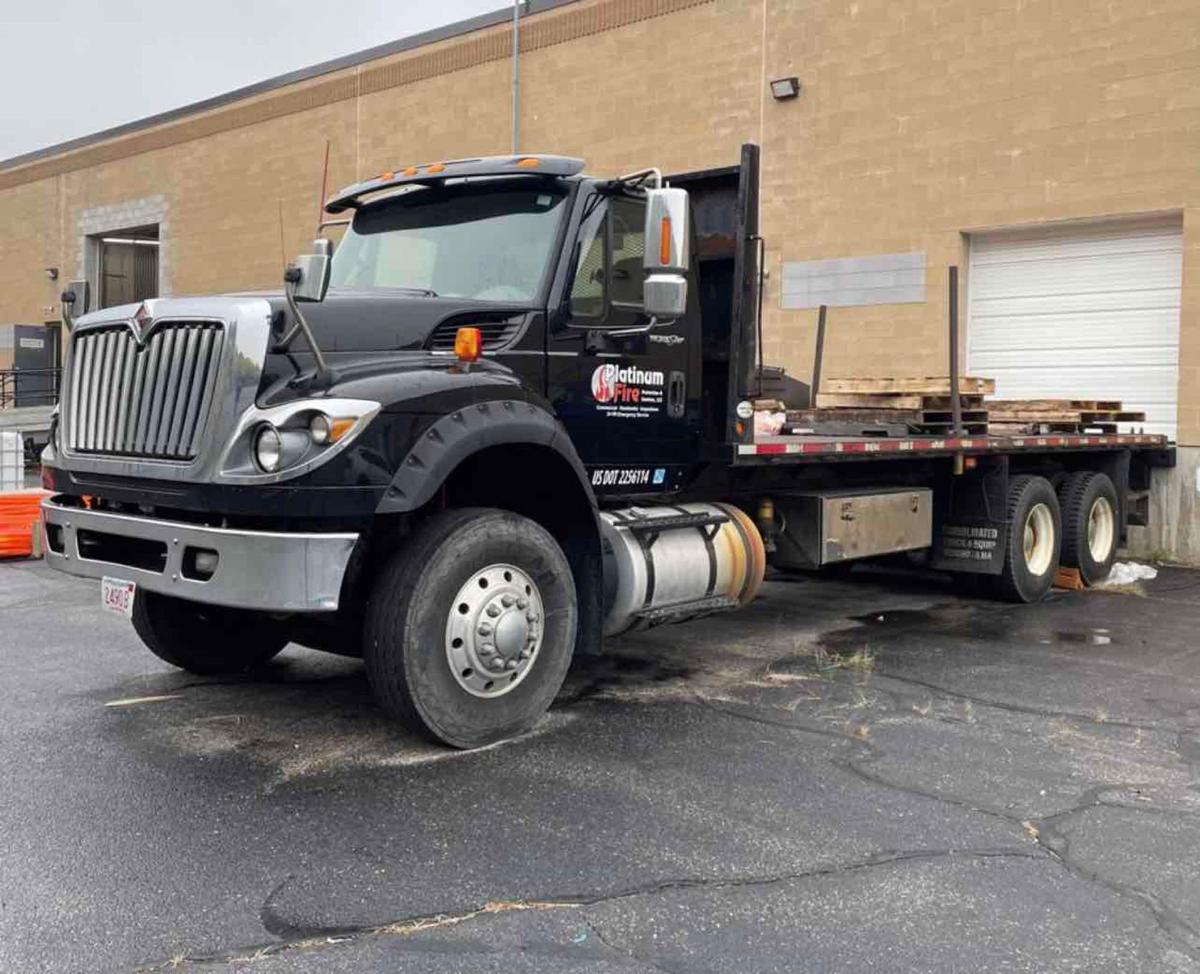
top-left (2, 558), bottom-right (1199, 973)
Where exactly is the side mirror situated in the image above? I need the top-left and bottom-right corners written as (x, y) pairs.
top-left (285, 238), bottom-right (333, 303)
top-left (643, 187), bottom-right (690, 319)
top-left (60, 280), bottom-right (90, 330)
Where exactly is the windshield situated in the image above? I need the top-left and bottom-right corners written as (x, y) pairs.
top-left (329, 183), bottom-right (568, 302)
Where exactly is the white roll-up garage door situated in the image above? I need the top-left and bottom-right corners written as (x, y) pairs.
top-left (967, 217), bottom-right (1182, 439)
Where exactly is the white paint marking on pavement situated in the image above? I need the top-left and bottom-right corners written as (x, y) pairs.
top-left (104, 694), bottom-right (183, 708)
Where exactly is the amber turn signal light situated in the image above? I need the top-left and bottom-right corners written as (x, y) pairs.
top-left (455, 326), bottom-right (483, 363)
top-left (659, 216), bottom-right (673, 265)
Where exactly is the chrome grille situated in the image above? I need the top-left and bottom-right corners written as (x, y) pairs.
top-left (67, 320), bottom-right (225, 460)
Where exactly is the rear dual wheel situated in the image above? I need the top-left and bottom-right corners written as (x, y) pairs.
top-left (1058, 471), bottom-right (1119, 586)
top-left (990, 475), bottom-right (1063, 603)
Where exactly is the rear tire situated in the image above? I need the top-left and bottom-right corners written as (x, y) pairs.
top-left (1058, 471), bottom-right (1119, 585)
top-left (131, 591), bottom-right (288, 675)
top-left (989, 475), bottom-right (1062, 603)
top-left (364, 508), bottom-right (577, 749)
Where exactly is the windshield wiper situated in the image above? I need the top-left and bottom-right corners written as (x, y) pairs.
top-left (392, 285), bottom-right (439, 297)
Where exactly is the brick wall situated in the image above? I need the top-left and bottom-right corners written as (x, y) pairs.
top-left (0, 0), bottom-right (1196, 441)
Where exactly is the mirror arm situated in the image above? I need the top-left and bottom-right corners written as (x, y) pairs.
top-left (60, 290), bottom-right (76, 333)
top-left (606, 315), bottom-right (665, 339)
top-left (280, 267), bottom-right (331, 379)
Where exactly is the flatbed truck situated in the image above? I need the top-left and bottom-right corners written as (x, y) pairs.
top-left (40, 145), bottom-right (1174, 747)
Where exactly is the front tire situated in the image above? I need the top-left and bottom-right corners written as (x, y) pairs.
top-left (131, 591), bottom-right (288, 675)
top-left (990, 475), bottom-right (1062, 603)
top-left (364, 508), bottom-right (577, 749)
top-left (1059, 471), bottom-right (1119, 585)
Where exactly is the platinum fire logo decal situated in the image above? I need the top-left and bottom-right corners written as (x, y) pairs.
top-left (590, 363), bottom-right (665, 419)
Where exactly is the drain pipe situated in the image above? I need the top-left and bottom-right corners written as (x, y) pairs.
top-left (511, 0), bottom-right (521, 153)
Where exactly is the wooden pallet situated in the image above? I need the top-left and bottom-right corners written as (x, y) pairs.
top-left (990, 421), bottom-right (1120, 435)
top-left (986, 397), bottom-right (1145, 434)
top-left (821, 376), bottom-right (996, 396)
top-left (986, 399), bottom-right (1124, 413)
top-left (814, 392), bottom-right (987, 411)
top-left (787, 408), bottom-right (989, 436)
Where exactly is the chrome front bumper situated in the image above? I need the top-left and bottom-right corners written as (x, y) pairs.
top-left (41, 497), bottom-right (358, 612)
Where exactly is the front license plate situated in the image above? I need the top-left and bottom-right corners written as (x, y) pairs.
top-left (101, 577), bottom-right (137, 618)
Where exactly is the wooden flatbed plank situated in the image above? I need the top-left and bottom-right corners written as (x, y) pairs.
top-left (987, 411), bottom-right (1083, 423)
top-left (788, 407), bottom-right (925, 423)
top-left (1080, 411), bottom-right (1146, 422)
top-left (813, 392), bottom-right (927, 410)
top-left (822, 376), bottom-right (996, 396)
top-left (986, 398), bottom-right (1125, 412)
top-left (918, 410), bottom-right (990, 421)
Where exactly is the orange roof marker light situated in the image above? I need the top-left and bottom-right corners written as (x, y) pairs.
top-left (454, 326), bottom-right (483, 364)
top-left (323, 156), bottom-right (586, 213)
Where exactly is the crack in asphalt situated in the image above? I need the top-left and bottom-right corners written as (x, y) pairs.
top-left (138, 848), bottom-right (1045, 972)
top-left (1034, 787), bottom-right (1200, 959)
top-left (692, 673), bottom-right (1200, 964)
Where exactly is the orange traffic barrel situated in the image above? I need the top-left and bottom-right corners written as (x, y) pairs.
top-left (0, 489), bottom-right (52, 559)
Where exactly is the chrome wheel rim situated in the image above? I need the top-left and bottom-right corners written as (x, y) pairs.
top-left (445, 564), bottom-right (544, 698)
top-left (1087, 496), bottom-right (1115, 563)
top-left (1023, 502), bottom-right (1055, 576)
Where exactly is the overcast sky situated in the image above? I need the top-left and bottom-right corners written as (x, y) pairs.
top-left (0, 0), bottom-right (507, 162)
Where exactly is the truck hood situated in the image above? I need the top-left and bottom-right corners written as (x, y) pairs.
top-left (257, 288), bottom-right (532, 354)
top-left (73, 289), bottom-right (532, 354)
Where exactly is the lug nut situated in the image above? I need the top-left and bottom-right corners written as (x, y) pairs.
top-left (478, 623), bottom-right (493, 636)
top-left (479, 643), bottom-right (495, 656)
top-left (501, 595), bottom-right (515, 608)
top-left (517, 598), bottom-right (528, 610)
top-left (486, 605), bottom-right (501, 618)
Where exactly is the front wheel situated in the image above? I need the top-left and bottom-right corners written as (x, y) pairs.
top-left (131, 591), bottom-right (288, 675)
top-left (989, 475), bottom-right (1062, 603)
top-left (364, 508), bottom-right (577, 749)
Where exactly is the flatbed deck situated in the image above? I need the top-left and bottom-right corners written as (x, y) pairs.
top-left (736, 431), bottom-right (1169, 462)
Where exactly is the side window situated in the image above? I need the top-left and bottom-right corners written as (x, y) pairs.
top-left (567, 195), bottom-right (646, 324)
top-left (609, 197), bottom-right (645, 310)
top-left (569, 202), bottom-right (607, 320)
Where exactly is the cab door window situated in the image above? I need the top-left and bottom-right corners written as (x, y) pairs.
top-left (567, 196), bottom-right (646, 326)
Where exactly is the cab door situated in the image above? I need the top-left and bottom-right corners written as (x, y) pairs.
top-left (547, 191), bottom-right (701, 497)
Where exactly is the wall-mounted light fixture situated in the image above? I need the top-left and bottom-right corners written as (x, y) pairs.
top-left (45, 267), bottom-right (59, 281)
top-left (769, 76), bottom-right (801, 100)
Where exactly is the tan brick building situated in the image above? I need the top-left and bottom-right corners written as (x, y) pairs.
top-left (1, 0), bottom-right (1197, 556)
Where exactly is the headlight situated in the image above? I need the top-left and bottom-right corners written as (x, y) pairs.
top-left (309, 413), bottom-right (332, 445)
top-left (254, 424), bottom-right (283, 472)
top-left (219, 397), bottom-right (380, 483)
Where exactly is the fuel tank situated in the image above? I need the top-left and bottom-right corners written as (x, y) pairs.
top-left (600, 502), bottom-right (766, 636)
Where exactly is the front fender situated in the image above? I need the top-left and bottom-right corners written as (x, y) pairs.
top-left (376, 399), bottom-right (596, 514)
